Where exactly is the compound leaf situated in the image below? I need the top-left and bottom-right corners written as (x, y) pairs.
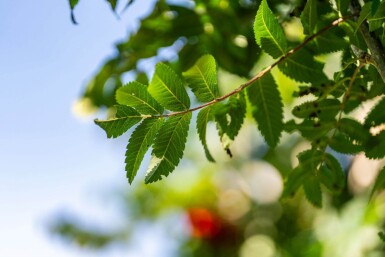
top-left (247, 72), bottom-right (283, 147)
top-left (183, 54), bottom-right (219, 102)
top-left (125, 118), bottom-right (164, 184)
top-left (116, 81), bottom-right (164, 115)
top-left (145, 112), bottom-right (192, 183)
top-left (197, 107), bottom-right (215, 162)
top-left (95, 106), bottom-right (142, 138)
top-left (254, 0), bottom-right (287, 58)
top-left (149, 63), bottom-right (190, 112)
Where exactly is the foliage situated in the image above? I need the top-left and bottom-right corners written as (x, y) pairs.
top-left (75, 0), bottom-right (385, 207)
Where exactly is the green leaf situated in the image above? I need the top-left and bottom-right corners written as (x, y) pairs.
top-left (319, 153), bottom-right (346, 193)
top-left (292, 99), bottom-right (340, 120)
top-left (278, 49), bottom-right (328, 83)
top-left (372, 0), bottom-right (381, 15)
top-left (254, 0), bottom-right (287, 58)
top-left (369, 2), bottom-right (385, 31)
top-left (303, 176), bottom-right (322, 207)
top-left (282, 166), bottom-right (309, 197)
top-left (95, 106), bottom-right (142, 138)
top-left (183, 54), bottom-right (219, 102)
top-left (247, 73), bottom-right (283, 147)
top-left (356, 2), bottom-right (372, 32)
top-left (215, 92), bottom-right (247, 140)
top-left (197, 107), bottom-right (215, 162)
top-left (308, 30), bottom-right (347, 54)
top-left (107, 0), bottom-right (118, 11)
top-left (370, 166), bottom-right (385, 199)
top-left (125, 118), bottom-right (164, 184)
top-left (365, 97), bottom-right (385, 127)
top-left (116, 81), bottom-right (164, 115)
top-left (301, 0), bottom-right (317, 35)
top-left (284, 119), bottom-right (333, 141)
top-left (69, 0), bottom-right (79, 24)
top-left (69, 0), bottom-right (79, 9)
top-left (149, 63), bottom-right (190, 112)
top-left (145, 112), bottom-right (192, 183)
top-left (365, 131), bottom-right (385, 159)
top-left (336, 0), bottom-right (350, 15)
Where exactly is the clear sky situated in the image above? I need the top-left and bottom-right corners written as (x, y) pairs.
top-left (0, 1), bottom-right (164, 256)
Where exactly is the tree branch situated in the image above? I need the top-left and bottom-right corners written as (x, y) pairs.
top-left (157, 16), bottom-right (353, 118)
top-left (350, 0), bottom-right (385, 82)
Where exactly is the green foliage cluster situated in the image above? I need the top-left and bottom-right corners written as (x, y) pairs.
top-left (73, 0), bottom-right (385, 207)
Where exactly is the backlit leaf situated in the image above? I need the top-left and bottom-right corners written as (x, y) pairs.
top-left (183, 54), bottom-right (219, 102)
top-left (149, 63), bottom-right (190, 112)
top-left (254, 0), bottom-right (287, 58)
top-left (125, 118), bottom-right (164, 184)
top-left (197, 107), bottom-right (215, 162)
top-left (145, 113), bottom-right (192, 183)
top-left (116, 81), bottom-right (164, 115)
top-left (247, 72), bottom-right (283, 147)
top-left (95, 106), bottom-right (142, 138)
top-left (278, 49), bottom-right (328, 83)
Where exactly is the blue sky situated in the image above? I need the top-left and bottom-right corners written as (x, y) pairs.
top-left (0, 1), bottom-right (164, 256)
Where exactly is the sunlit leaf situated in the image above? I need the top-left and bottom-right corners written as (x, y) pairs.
top-left (247, 72), bottom-right (283, 147)
top-left (254, 0), bottom-right (287, 58)
top-left (183, 54), bottom-right (219, 102)
top-left (95, 106), bottom-right (142, 138)
top-left (125, 118), bottom-right (164, 184)
top-left (116, 81), bottom-right (164, 115)
top-left (149, 63), bottom-right (190, 112)
top-left (145, 113), bottom-right (192, 183)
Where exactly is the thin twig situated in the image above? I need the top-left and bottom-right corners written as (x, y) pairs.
top-left (155, 15), bottom-right (354, 118)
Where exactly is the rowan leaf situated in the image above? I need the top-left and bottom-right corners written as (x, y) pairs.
top-left (116, 81), bottom-right (164, 115)
top-left (183, 54), bottom-right (219, 102)
top-left (278, 49), bottom-right (328, 83)
top-left (254, 0), bottom-right (287, 58)
top-left (95, 106), bottom-right (142, 138)
top-left (336, 0), bottom-right (350, 15)
top-left (365, 131), bottom-right (385, 159)
top-left (107, 0), bottom-right (118, 11)
top-left (247, 72), bottom-right (283, 147)
top-left (197, 107), bottom-right (215, 162)
top-left (125, 118), bottom-right (164, 184)
top-left (301, 0), bottom-right (317, 35)
top-left (149, 63), bottom-right (190, 112)
top-left (145, 112), bottom-right (192, 183)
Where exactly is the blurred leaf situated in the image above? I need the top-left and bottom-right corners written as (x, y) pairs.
top-left (301, 0), bottom-right (317, 35)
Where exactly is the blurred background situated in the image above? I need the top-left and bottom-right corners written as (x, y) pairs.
top-left (1, 0), bottom-right (385, 256)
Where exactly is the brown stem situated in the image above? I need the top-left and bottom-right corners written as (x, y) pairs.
top-left (157, 16), bottom-right (353, 119)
